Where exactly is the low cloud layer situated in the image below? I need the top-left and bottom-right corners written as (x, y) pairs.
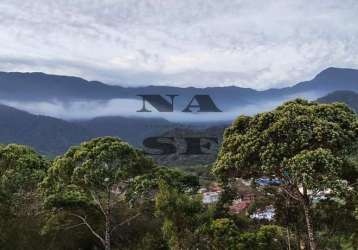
top-left (1, 0), bottom-right (358, 89)
top-left (1, 91), bottom-right (320, 122)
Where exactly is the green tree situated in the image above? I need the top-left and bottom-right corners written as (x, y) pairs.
top-left (238, 225), bottom-right (288, 250)
top-left (129, 166), bottom-right (200, 199)
top-left (155, 181), bottom-right (209, 250)
top-left (207, 218), bottom-right (240, 250)
top-left (0, 144), bottom-right (49, 249)
top-left (41, 137), bottom-right (155, 250)
top-left (271, 192), bottom-right (306, 250)
top-left (313, 195), bottom-right (358, 250)
top-left (255, 225), bottom-right (287, 250)
top-left (214, 99), bottom-right (358, 250)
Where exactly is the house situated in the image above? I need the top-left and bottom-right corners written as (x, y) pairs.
top-left (202, 191), bottom-right (220, 204)
top-left (229, 199), bottom-right (251, 214)
top-left (229, 192), bottom-right (256, 214)
top-left (200, 183), bottom-right (223, 204)
top-left (241, 192), bottom-right (255, 201)
top-left (250, 205), bottom-right (275, 221)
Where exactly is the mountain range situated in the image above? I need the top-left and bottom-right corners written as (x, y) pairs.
top-left (1, 67), bottom-right (358, 162)
top-left (0, 104), bottom-right (180, 156)
top-left (2, 67), bottom-right (358, 115)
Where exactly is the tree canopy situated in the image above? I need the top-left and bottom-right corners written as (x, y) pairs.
top-left (0, 144), bottom-right (48, 210)
top-left (0, 144), bottom-right (49, 249)
top-left (41, 137), bottom-right (156, 250)
top-left (214, 99), bottom-right (358, 250)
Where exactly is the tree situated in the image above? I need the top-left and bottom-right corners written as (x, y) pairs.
top-left (214, 99), bottom-right (358, 250)
top-left (41, 137), bottom-right (155, 250)
top-left (129, 166), bottom-right (200, 199)
top-left (271, 191), bottom-right (306, 250)
top-left (0, 144), bottom-right (49, 249)
top-left (253, 225), bottom-right (287, 250)
top-left (207, 218), bottom-right (240, 250)
top-left (0, 144), bottom-right (49, 209)
top-left (155, 181), bottom-right (209, 250)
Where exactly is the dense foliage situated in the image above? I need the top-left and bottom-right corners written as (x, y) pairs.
top-left (214, 99), bottom-right (358, 250)
top-left (0, 99), bottom-right (357, 249)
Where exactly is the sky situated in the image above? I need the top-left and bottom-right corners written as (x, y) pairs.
top-left (1, 0), bottom-right (358, 90)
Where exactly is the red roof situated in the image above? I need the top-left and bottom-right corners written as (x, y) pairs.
top-left (229, 200), bottom-right (251, 214)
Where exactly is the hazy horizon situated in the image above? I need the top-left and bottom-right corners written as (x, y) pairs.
top-left (0, 66), bottom-right (354, 91)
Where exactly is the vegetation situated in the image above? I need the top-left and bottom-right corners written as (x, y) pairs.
top-left (214, 99), bottom-right (358, 250)
top-left (41, 137), bottom-right (157, 250)
top-left (0, 99), bottom-right (357, 249)
top-left (0, 144), bottom-right (49, 249)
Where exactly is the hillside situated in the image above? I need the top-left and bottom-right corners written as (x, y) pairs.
top-left (0, 104), bottom-right (92, 156)
top-left (317, 90), bottom-right (358, 112)
top-left (0, 104), bottom-right (176, 156)
top-left (152, 125), bottom-right (226, 166)
top-left (1, 67), bottom-right (358, 115)
top-left (0, 72), bottom-right (126, 101)
top-left (1, 68), bottom-right (358, 160)
top-left (76, 116), bottom-right (177, 147)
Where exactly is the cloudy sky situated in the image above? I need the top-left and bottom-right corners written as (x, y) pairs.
top-left (1, 0), bottom-right (358, 89)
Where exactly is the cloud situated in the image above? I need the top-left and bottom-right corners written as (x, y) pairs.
top-left (1, 99), bottom-right (141, 120)
top-left (0, 90), bottom-right (320, 122)
top-left (0, 0), bottom-right (358, 89)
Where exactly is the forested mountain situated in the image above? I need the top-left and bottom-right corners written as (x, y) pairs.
top-left (1, 67), bottom-right (358, 113)
top-left (317, 90), bottom-right (358, 112)
top-left (1, 67), bottom-right (358, 159)
top-left (76, 116), bottom-right (176, 147)
top-left (0, 104), bottom-right (175, 156)
top-left (0, 104), bottom-right (91, 156)
top-left (151, 125), bottom-right (227, 166)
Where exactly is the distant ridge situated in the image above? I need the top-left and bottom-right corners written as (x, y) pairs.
top-left (1, 67), bottom-right (358, 113)
top-left (2, 67), bottom-right (358, 160)
top-left (0, 103), bottom-right (176, 156)
top-left (317, 90), bottom-right (358, 113)
top-left (0, 103), bottom-right (91, 156)
top-left (291, 67), bottom-right (358, 92)
top-left (0, 71), bottom-right (127, 100)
